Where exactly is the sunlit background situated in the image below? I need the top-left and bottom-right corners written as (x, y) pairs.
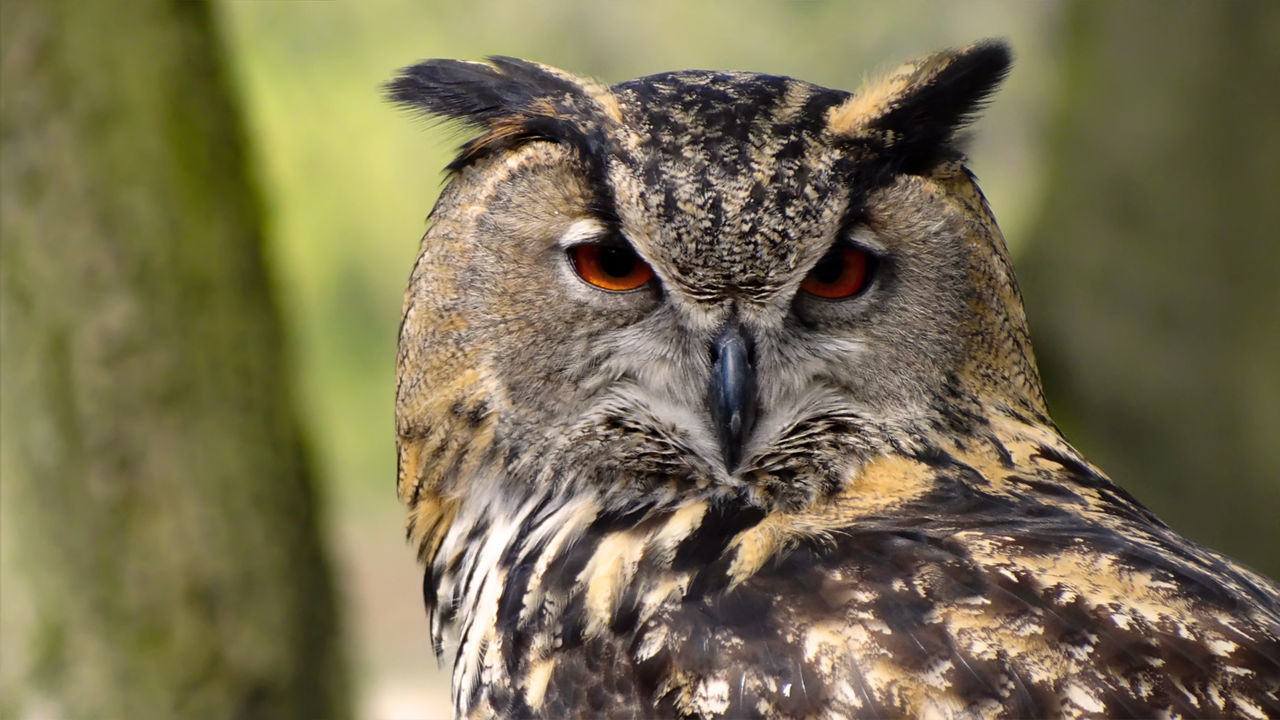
top-left (3, 2), bottom-right (1276, 718)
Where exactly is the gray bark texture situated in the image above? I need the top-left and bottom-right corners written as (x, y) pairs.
top-left (1, 1), bottom-right (348, 717)
top-left (1020, 0), bottom-right (1280, 579)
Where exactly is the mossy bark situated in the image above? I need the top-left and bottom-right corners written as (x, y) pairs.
top-left (1, 1), bottom-right (348, 717)
top-left (1020, 1), bottom-right (1280, 579)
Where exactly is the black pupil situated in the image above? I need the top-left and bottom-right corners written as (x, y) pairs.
top-left (597, 246), bottom-right (638, 278)
top-left (811, 251), bottom-right (845, 284)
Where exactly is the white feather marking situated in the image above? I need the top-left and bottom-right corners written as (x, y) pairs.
top-left (1064, 682), bottom-right (1105, 713)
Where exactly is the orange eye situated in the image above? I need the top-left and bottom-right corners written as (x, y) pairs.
top-left (801, 247), bottom-right (871, 299)
top-left (569, 243), bottom-right (654, 291)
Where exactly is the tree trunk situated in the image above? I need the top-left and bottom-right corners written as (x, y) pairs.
top-left (1, 1), bottom-right (348, 717)
top-left (1020, 0), bottom-right (1280, 579)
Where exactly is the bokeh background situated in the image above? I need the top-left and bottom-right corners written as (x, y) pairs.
top-left (2, 1), bottom-right (1276, 718)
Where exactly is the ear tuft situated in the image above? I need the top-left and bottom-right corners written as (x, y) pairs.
top-left (384, 57), bottom-right (615, 171)
top-left (384, 57), bottom-right (578, 125)
top-left (828, 40), bottom-right (1012, 172)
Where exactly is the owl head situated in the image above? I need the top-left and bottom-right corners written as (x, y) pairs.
top-left (390, 42), bottom-right (1044, 556)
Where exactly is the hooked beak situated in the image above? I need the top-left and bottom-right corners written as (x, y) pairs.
top-left (708, 319), bottom-right (757, 472)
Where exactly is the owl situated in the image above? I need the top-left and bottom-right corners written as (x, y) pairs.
top-left (388, 41), bottom-right (1280, 719)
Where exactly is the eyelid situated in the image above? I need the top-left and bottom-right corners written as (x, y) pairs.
top-left (842, 226), bottom-right (886, 255)
top-left (556, 218), bottom-right (611, 249)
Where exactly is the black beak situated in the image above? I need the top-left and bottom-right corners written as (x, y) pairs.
top-left (708, 319), bottom-right (757, 472)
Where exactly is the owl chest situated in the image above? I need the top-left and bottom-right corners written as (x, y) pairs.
top-left (437, 501), bottom-right (1280, 720)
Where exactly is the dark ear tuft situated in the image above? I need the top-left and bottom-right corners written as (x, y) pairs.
top-left (384, 57), bottom-right (614, 172)
top-left (384, 57), bottom-right (582, 127)
top-left (828, 40), bottom-right (1013, 173)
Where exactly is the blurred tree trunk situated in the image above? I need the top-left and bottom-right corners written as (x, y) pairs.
top-left (1020, 1), bottom-right (1280, 579)
top-left (1, 1), bottom-right (347, 717)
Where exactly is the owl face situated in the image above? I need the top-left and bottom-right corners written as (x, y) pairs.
top-left (393, 43), bottom-right (1043, 517)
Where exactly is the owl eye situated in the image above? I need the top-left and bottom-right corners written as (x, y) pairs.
top-left (568, 243), bottom-right (654, 292)
top-left (801, 246), bottom-right (872, 299)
